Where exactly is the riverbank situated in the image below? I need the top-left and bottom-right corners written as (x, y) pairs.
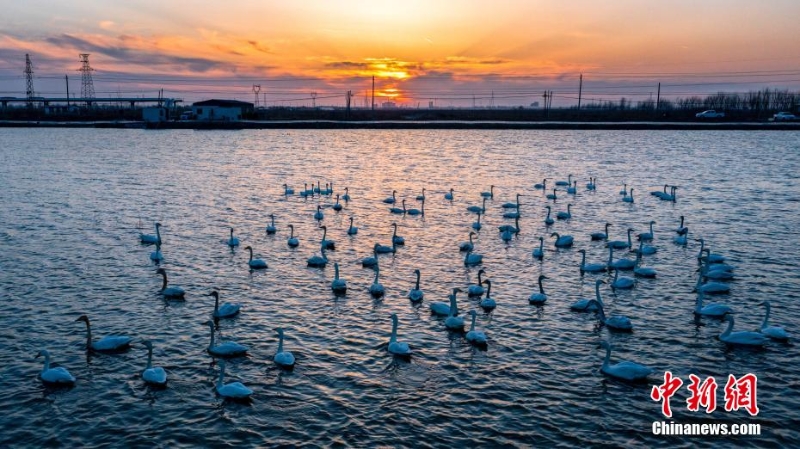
top-left (2, 119), bottom-right (800, 130)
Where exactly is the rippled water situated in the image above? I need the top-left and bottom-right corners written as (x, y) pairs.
top-left (1, 128), bottom-right (799, 447)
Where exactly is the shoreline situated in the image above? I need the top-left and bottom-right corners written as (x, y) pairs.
top-left (1, 119), bottom-right (799, 130)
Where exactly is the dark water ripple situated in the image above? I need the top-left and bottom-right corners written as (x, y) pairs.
top-left (1, 129), bottom-right (799, 447)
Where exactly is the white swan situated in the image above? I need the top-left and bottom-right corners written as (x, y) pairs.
top-left (156, 268), bottom-right (186, 299)
top-left (635, 239), bottom-right (657, 256)
top-left (529, 275), bottom-right (548, 305)
top-left (633, 250), bottom-right (657, 278)
top-left (388, 313), bottom-right (412, 356)
top-left (555, 174), bottom-right (572, 187)
top-left (391, 223), bottom-right (405, 245)
top-left (570, 279), bottom-right (603, 312)
top-left (416, 188), bottom-right (426, 201)
top-left (586, 177), bottom-right (596, 190)
top-left (579, 249), bottom-right (607, 273)
top-left (651, 184), bottom-right (669, 198)
top-left (369, 261), bottom-right (385, 297)
top-left (697, 239), bottom-right (725, 263)
top-left (332, 194), bottom-right (343, 211)
top-left (758, 301), bottom-right (789, 341)
top-left (408, 269), bottom-right (423, 302)
top-left (331, 262), bottom-right (347, 295)
top-left (141, 340), bottom-right (167, 386)
top-left (313, 181), bottom-right (321, 194)
top-left (282, 183), bottom-right (294, 195)
top-left (324, 182), bottom-right (334, 195)
top-left (546, 188), bottom-right (558, 201)
top-left (544, 206), bottom-right (555, 225)
top-left (480, 185), bottom-right (495, 198)
top-left (472, 211), bottom-right (483, 230)
top-left (266, 214), bottom-right (277, 234)
top-left (466, 310), bottom-right (488, 346)
top-left (215, 359), bottom-right (253, 399)
top-left (149, 243), bottom-right (164, 263)
top-left (501, 193), bottom-right (522, 209)
top-left (694, 290), bottom-right (732, 318)
top-left (719, 315), bottom-right (767, 347)
top-left (701, 262), bottom-right (734, 280)
top-left (362, 244), bottom-right (379, 267)
top-left (274, 328), bottom-right (296, 368)
top-left (459, 231), bottom-right (476, 252)
top-left (637, 220), bottom-right (655, 241)
top-left (205, 320), bottom-right (248, 357)
top-left (567, 180), bottom-right (577, 195)
top-left (245, 245), bottom-right (268, 269)
top-left (608, 246), bottom-right (636, 271)
top-left (464, 249), bottom-right (483, 266)
top-left (695, 273), bottom-right (729, 295)
top-left (590, 223), bottom-right (611, 241)
top-left (75, 315), bottom-right (132, 352)
top-left (227, 227), bottom-right (240, 247)
top-left (430, 288), bottom-right (462, 316)
top-left (479, 279), bottom-right (497, 311)
top-left (533, 237), bottom-right (545, 260)
top-left (610, 268), bottom-right (635, 289)
top-left (661, 186), bottom-right (677, 202)
top-left (556, 204), bottom-right (572, 220)
top-left (445, 188), bottom-right (454, 200)
top-left (140, 222), bottom-right (162, 245)
top-left (36, 349), bottom-right (75, 386)
top-left (320, 225), bottom-right (335, 250)
top-left (306, 244), bottom-right (328, 268)
top-left (407, 199), bottom-right (424, 216)
top-left (314, 205), bottom-right (324, 221)
top-left (534, 178), bottom-right (547, 189)
top-left (467, 269), bottom-right (486, 297)
top-left (389, 199), bottom-right (407, 215)
top-left (445, 291), bottom-right (465, 330)
top-left (287, 224), bottom-right (300, 247)
top-left (341, 187), bottom-right (351, 201)
top-left (673, 228), bottom-right (689, 245)
top-left (551, 232), bottom-right (574, 248)
top-left (209, 290), bottom-right (241, 319)
top-left (619, 183), bottom-right (627, 195)
top-left (590, 296), bottom-right (633, 331)
top-left (598, 341), bottom-right (651, 381)
top-left (675, 215), bottom-right (688, 236)
top-left (347, 217), bottom-right (358, 235)
top-left (500, 227), bottom-right (514, 242)
top-left (467, 197), bottom-right (487, 214)
top-left (383, 190), bottom-right (397, 204)
top-left (498, 215), bottom-right (520, 234)
top-left (622, 188), bottom-right (635, 203)
top-left (299, 183), bottom-right (311, 197)
top-left (375, 240), bottom-right (397, 254)
top-left (607, 228), bottom-right (634, 250)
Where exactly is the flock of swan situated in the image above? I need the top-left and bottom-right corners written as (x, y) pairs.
top-left (36, 175), bottom-right (790, 397)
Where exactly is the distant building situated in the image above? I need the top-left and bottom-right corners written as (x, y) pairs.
top-left (381, 101), bottom-right (397, 109)
top-left (143, 106), bottom-right (169, 123)
top-left (191, 99), bottom-right (254, 121)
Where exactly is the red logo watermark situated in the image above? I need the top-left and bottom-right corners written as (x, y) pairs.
top-left (652, 372), bottom-right (758, 417)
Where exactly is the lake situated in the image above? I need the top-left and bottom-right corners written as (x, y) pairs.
top-left (1, 128), bottom-right (798, 447)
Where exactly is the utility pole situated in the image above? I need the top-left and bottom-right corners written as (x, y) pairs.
top-left (65, 75), bottom-right (70, 107)
top-left (371, 76), bottom-right (375, 111)
top-left (346, 90), bottom-right (352, 118)
top-left (24, 54), bottom-right (35, 107)
top-left (577, 73), bottom-right (583, 119)
top-left (656, 82), bottom-right (661, 111)
top-left (252, 84), bottom-right (261, 108)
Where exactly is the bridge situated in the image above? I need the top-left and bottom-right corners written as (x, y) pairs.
top-left (0, 97), bottom-right (182, 108)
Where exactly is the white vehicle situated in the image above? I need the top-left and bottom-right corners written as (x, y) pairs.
top-left (773, 112), bottom-right (797, 121)
top-left (695, 110), bottom-right (725, 118)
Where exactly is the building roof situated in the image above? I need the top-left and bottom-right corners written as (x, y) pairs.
top-left (193, 99), bottom-right (254, 108)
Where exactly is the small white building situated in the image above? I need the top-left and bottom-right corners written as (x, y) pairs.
top-left (142, 106), bottom-right (169, 123)
top-left (191, 99), bottom-right (254, 121)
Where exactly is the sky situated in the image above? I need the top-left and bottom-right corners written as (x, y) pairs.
top-left (1, 0), bottom-right (799, 107)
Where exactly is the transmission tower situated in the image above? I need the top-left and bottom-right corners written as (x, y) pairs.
top-left (24, 54), bottom-right (35, 105)
top-left (252, 84), bottom-right (261, 107)
top-left (79, 54), bottom-right (95, 99)
top-left (311, 91), bottom-right (317, 108)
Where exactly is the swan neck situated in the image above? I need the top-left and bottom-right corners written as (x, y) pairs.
top-left (470, 312), bottom-right (477, 332)
top-left (146, 346), bottom-right (153, 369)
top-left (450, 294), bottom-right (458, 316)
top-left (160, 271), bottom-right (168, 290)
top-left (214, 294), bottom-right (220, 313)
top-left (208, 323), bottom-right (215, 349)
top-left (538, 277), bottom-right (545, 294)
top-left (603, 345), bottom-right (611, 370)
top-left (41, 352), bottom-right (51, 371)
top-left (390, 317), bottom-right (398, 344)
top-left (373, 266), bottom-right (380, 283)
top-left (155, 225), bottom-right (161, 243)
top-left (277, 332), bottom-right (284, 353)
top-left (83, 319), bottom-right (92, 349)
top-left (334, 263), bottom-right (340, 279)
top-left (217, 363), bottom-right (225, 389)
top-left (762, 303), bottom-right (771, 329)
top-left (595, 282), bottom-right (603, 305)
top-left (721, 318), bottom-right (734, 338)
top-left (247, 246), bottom-right (254, 261)
top-left (595, 300), bottom-right (606, 321)
top-left (415, 271), bottom-right (420, 289)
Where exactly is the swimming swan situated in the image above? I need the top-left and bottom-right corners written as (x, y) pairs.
top-left (287, 224), bottom-right (300, 247)
top-left (719, 315), bottom-right (767, 347)
top-left (758, 301), bottom-right (789, 341)
top-left (75, 315), bottom-right (132, 352)
top-left (274, 328), bottom-right (296, 368)
top-left (140, 222), bottom-right (162, 245)
top-left (466, 310), bottom-right (488, 346)
top-left (245, 245), bottom-right (268, 269)
top-left (36, 349), bottom-right (75, 386)
top-left (209, 290), bottom-right (241, 319)
top-left (215, 359), bottom-right (252, 399)
top-left (205, 320), bottom-right (248, 357)
top-left (529, 275), bottom-right (548, 305)
top-left (331, 262), bottom-right (347, 295)
top-left (227, 227), bottom-right (240, 247)
top-left (141, 340), bottom-right (167, 386)
top-left (388, 313), bottom-right (412, 356)
top-left (598, 341), bottom-right (652, 382)
top-left (156, 268), bottom-right (186, 299)
top-left (408, 269), bottom-right (423, 302)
